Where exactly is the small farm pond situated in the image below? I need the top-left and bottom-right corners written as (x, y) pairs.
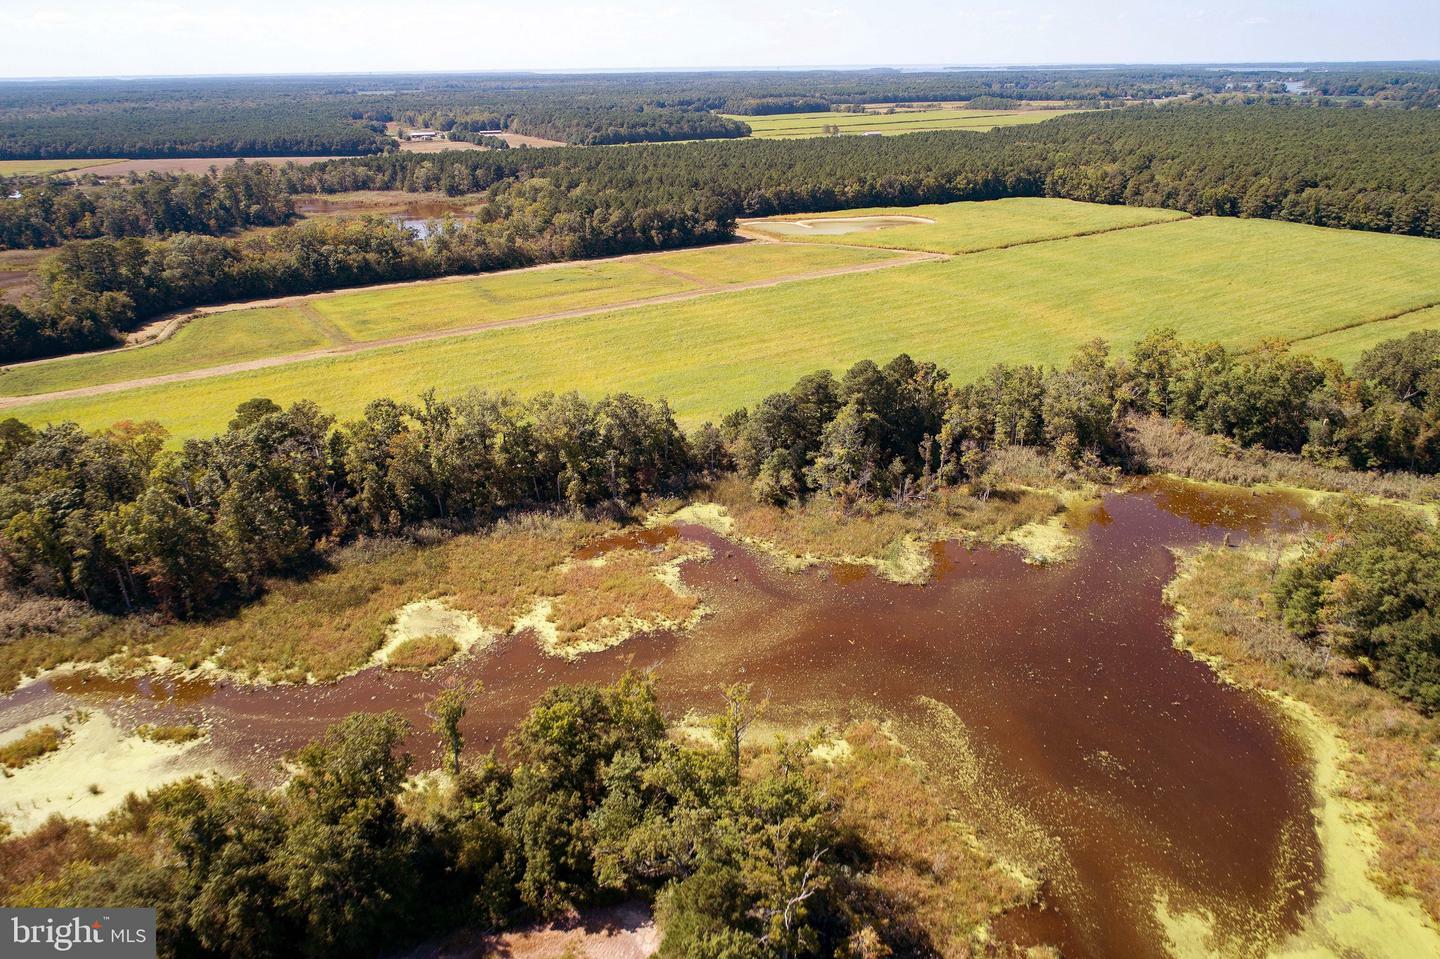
top-left (294, 197), bottom-right (475, 240)
top-left (749, 214), bottom-right (934, 236)
top-left (0, 479), bottom-right (1321, 957)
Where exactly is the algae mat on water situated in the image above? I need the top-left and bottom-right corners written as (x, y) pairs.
top-left (12, 212), bottom-right (1440, 440)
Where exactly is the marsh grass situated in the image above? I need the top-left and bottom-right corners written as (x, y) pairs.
top-left (706, 474), bottom-right (1062, 571)
top-left (547, 543), bottom-right (705, 652)
top-left (0, 509), bottom-right (712, 685)
top-left (0, 516), bottom-right (605, 686)
top-left (384, 634), bottom-right (458, 670)
top-left (0, 817), bottom-right (115, 905)
top-left (133, 724), bottom-right (205, 744)
top-left (1124, 414), bottom-right (1440, 503)
top-left (0, 591), bottom-right (132, 693)
top-left (1170, 547), bottom-right (1440, 920)
top-left (142, 514), bottom-right (604, 681)
top-left (0, 726), bottom-right (66, 769)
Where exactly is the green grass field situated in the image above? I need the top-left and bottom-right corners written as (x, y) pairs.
top-left (11, 206), bottom-right (1440, 441)
top-left (0, 159), bottom-right (124, 175)
top-left (0, 243), bottom-right (896, 397)
top-left (727, 107), bottom-right (1077, 138)
top-left (0, 307), bottom-right (332, 397)
top-left (1299, 305), bottom-right (1440, 361)
top-left (742, 198), bottom-right (1188, 253)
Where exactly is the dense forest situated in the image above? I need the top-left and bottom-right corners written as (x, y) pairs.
top-left (0, 101), bottom-right (391, 160)
top-left (400, 104), bottom-right (749, 146)
top-left (0, 162), bottom-right (293, 248)
top-left (8, 101), bottom-right (1437, 253)
top-left (3, 65), bottom-right (1438, 159)
top-left (281, 104), bottom-right (1440, 234)
top-left (3, 330), bottom-right (1439, 708)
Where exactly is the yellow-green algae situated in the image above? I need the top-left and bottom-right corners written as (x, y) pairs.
top-left (1165, 557), bottom-right (1440, 958)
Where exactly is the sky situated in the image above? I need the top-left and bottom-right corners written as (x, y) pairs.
top-left (3, 0), bottom-right (1438, 79)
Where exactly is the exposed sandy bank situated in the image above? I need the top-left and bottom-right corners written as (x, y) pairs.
top-left (1, 710), bottom-right (217, 834)
top-left (371, 599), bottom-right (494, 669)
top-left (391, 901), bottom-right (657, 959)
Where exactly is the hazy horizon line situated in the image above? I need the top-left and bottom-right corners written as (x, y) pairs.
top-left (3, 59), bottom-right (1438, 84)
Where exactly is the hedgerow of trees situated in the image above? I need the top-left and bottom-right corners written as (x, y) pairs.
top-left (718, 330), bottom-right (1440, 506)
top-left (0, 161), bottom-right (293, 249)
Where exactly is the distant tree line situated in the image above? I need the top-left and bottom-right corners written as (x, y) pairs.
top-left (0, 184), bottom-right (731, 360)
top-left (0, 101), bottom-right (391, 160)
top-left (724, 96), bottom-right (830, 115)
top-left (1305, 69), bottom-right (1440, 108)
top-left (4, 101), bottom-right (1437, 356)
top-left (401, 104), bottom-right (749, 147)
top-left (505, 105), bottom-right (749, 146)
top-left (0, 162), bottom-right (293, 249)
top-left (6, 67), bottom-right (1439, 159)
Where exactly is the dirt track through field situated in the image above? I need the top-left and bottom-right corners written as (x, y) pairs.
top-left (0, 248), bottom-right (942, 410)
top-left (9, 241), bottom-right (820, 371)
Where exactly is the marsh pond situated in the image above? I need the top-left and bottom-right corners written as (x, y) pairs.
top-left (0, 479), bottom-right (1321, 957)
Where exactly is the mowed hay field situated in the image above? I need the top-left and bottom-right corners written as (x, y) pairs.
top-left (1299, 304), bottom-right (1440, 361)
top-left (10, 203), bottom-right (1440, 439)
top-left (728, 107), bottom-right (1078, 138)
top-left (0, 242), bottom-right (899, 397)
top-left (742, 198), bottom-right (1188, 253)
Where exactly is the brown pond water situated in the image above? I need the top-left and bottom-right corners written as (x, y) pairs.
top-left (0, 479), bottom-right (1321, 957)
top-left (294, 197), bottom-right (475, 240)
